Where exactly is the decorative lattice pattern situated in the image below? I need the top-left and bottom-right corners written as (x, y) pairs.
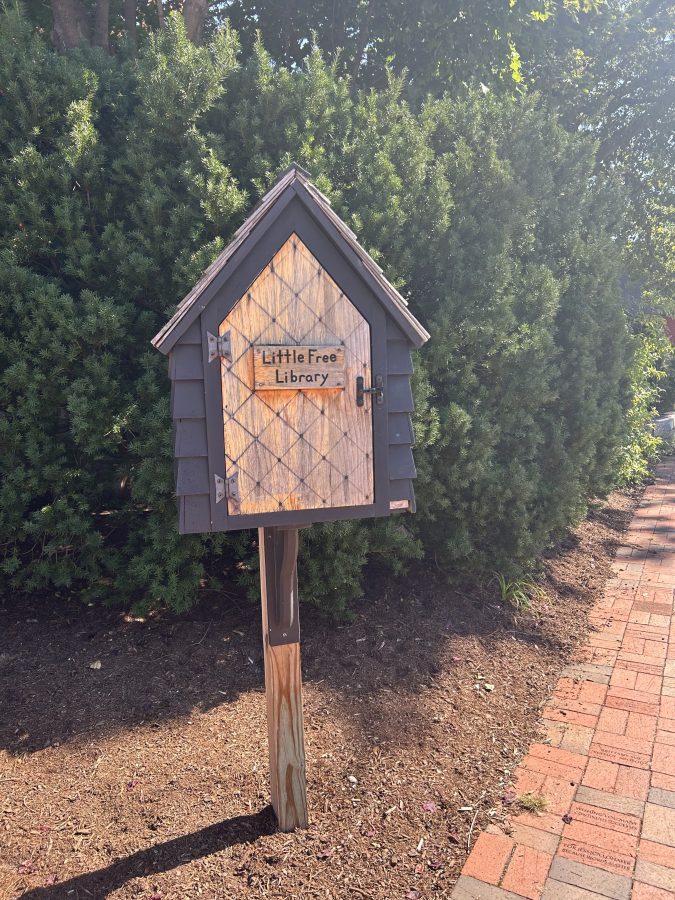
top-left (219, 234), bottom-right (374, 515)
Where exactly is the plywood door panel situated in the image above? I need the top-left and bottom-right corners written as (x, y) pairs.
top-left (219, 234), bottom-right (374, 516)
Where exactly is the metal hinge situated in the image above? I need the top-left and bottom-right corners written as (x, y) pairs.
top-left (207, 330), bottom-right (232, 363)
top-left (356, 374), bottom-right (384, 407)
top-left (214, 474), bottom-right (226, 503)
top-left (226, 471), bottom-right (240, 505)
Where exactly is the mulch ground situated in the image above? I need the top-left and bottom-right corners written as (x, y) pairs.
top-left (0, 486), bottom-right (642, 899)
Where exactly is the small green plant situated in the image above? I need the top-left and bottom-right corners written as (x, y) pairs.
top-left (493, 573), bottom-right (546, 612)
top-left (517, 792), bottom-right (548, 813)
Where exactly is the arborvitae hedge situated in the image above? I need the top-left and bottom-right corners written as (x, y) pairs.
top-left (0, 12), bottom-right (632, 613)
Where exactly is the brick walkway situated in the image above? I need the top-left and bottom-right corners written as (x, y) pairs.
top-left (451, 460), bottom-right (675, 900)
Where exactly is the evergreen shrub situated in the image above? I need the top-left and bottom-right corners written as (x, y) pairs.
top-left (0, 11), bottom-right (632, 611)
top-left (616, 324), bottom-right (672, 485)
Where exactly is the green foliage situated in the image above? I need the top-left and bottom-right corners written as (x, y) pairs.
top-left (219, 0), bottom-right (601, 97)
top-left (616, 325), bottom-right (672, 485)
top-left (493, 573), bottom-right (546, 613)
top-left (537, 0), bottom-right (674, 312)
top-left (0, 8), bottom-right (636, 615)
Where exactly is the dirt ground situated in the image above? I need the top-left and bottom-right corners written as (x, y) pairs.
top-left (0, 487), bottom-right (642, 900)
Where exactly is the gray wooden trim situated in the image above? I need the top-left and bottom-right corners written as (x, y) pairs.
top-left (181, 321), bottom-right (201, 344)
top-left (388, 376), bottom-right (414, 413)
top-left (388, 413), bottom-right (414, 445)
top-left (171, 380), bottom-right (206, 419)
top-left (179, 495), bottom-right (211, 534)
top-left (386, 341), bottom-right (414, 375)
top-left (174, 419), bottom-right (208, 457)
top-left (388, 478), bottom-right (414, 501)
top-left (176, 457), bottom-right (210, 495)
top-left (207, 501), bottom-right (392, 530)
top-left (387, 318), bottom-right (407, 339)
top-left (169, 345), bottom-right (204, 381)
top-left (389, 445), bottom-right (417, 480)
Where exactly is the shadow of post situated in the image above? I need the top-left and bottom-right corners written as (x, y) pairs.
top-left (18, 807), bottom-right (277, 899)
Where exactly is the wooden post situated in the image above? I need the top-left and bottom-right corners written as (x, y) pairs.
top-left (259, 526), bottom-right (308, 831)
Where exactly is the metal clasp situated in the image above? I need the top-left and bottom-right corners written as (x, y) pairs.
top-left (356, 374), bottom-right (384, 407)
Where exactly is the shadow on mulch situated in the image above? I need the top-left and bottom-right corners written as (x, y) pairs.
top-left (0, 550), bottom-right (591, 758)
top-left (0, 487), bottom-right (639, 759)
top-left (0, 576), bottom-right (502, 754)
top-left (16, 807), bottom-right (276, 899)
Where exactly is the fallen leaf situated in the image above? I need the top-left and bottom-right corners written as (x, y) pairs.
top-left (317, 849), bottom-right (333, 860)
top-left (448, 832), bottom-right (461, 845)
top-left (17, 860), bottom-right (34, 875)
top-left (406, 892), bottom-right (422, 899)
top-left (484, 683), bottom-right (495, 692)
top-left (89, 660), bottom-right (102, 670)
top-left (422, 800), bottom-right (438, 813)
top-left (562, 814), bottom-right (573, 824)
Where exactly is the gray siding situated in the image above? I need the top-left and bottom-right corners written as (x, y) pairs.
top-left (169, 318), bottom-right (211, 534)
top-left (386, 321), bottom-right (417, 512)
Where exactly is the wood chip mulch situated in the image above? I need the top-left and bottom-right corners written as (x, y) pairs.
top-left (0, 486), bottom-right (642, 899)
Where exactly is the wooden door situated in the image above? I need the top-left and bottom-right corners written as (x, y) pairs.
top-left (219, 234), bottom-right (375, 516)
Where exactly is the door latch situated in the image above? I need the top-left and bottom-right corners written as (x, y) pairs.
top-left (356, 374), bottom-right (384, 406)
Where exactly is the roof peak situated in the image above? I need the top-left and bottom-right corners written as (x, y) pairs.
top-left (276, 161), bottom-right (312, 182)
top-left (152, 162), bottom-right (429, 353)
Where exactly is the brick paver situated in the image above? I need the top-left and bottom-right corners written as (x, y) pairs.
top-left (451, 460), bottom-right (675, 900)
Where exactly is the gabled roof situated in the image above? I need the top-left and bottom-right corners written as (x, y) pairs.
top-left (152, 164), bottom-right (430, 353)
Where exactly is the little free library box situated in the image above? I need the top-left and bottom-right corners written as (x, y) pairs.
top-left (152, 164), bottom-right (429, 830)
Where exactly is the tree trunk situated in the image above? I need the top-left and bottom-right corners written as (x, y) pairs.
top-left (51, 0), bottom-right (90, 49)
top-left (124, 0), bottom-right (137, 48)
top-left (156, 0), bottom-right (165, 30)
top-left (182, 0), bottom-right (209, 44)
top-left (91, 0), bottom-right (110, 51)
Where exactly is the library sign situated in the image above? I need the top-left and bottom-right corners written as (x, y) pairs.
top-left (253, 345), bottom-right (345, 389)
